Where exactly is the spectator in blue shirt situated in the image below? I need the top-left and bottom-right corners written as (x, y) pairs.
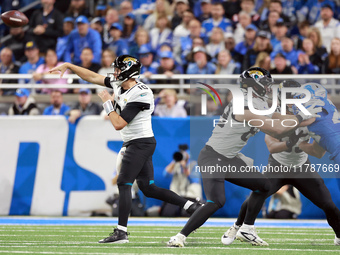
top-left (19, 41), bottom-right (45, 84)
top-left (139, 44), bottom-right (160, 84)
top-left (122, 12), bottom-right (139, 46)
top-left (202, 3), bottom-right (233, 36)
top-left (187, 46), bottom-right (216, 74)
top-left (129, 27), bottom-right (151, 57)
top-left (234, 23), bottom-right (257, 57)
top-left (43, 90), bottom-right (70, 115)
top-left (197, 0), bottom-right (212, 23)
top-left (56, 17), bottom-right (75, 62)
top-left (108, 23), bottom-right (129, 57)
top-left (270, 18), bottom-right (288, 50)
top-left (270, 37), bottom-right (299, 67)
top-left (65, 15), bottom-right (102, 65)
top-left (155, 51), bottom-right (183, 87)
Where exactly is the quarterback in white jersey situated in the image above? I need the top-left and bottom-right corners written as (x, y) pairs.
top-left (50, 55), bottom-right (201, 244)
top-left (222, 80), bottom-right (340, 246)
top-left (167, 68), bottom-right (323, 248)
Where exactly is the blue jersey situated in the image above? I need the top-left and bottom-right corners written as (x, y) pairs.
top-left (307, 97), bottom-right (340, 162)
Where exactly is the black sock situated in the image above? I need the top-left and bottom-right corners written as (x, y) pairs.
top-left (244, 192), bottom-right (267, 225)
top-left (235, 198), bottom-right (248, 226)
top-left (180, 203), bottom-right (219, 237)
top-left (117, 185), bottom-right (132, 227)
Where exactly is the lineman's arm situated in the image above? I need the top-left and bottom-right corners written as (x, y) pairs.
top-left (264, 134), bottom-right (289, 154)
top-left (49, 62), bottom-right (106, 86)
top-left (235, 110), bottom-right (298, 139)
top-left (298, 140), bottom-right (326, 159)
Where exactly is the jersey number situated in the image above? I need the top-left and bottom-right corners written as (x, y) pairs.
top-left (138, 85), bottom-right (148, 90)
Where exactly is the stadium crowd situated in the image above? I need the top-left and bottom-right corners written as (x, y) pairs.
top-left (1, 0), bottom-right (340, 114)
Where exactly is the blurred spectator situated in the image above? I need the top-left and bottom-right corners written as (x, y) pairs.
top-left (206, 27), bottom-right (225, 60)
top-left (43, 90), bottom-right (70, 115)
top-left (270, 53), bottom-right (294, 74)
top-left (103, 8), bottom-right (120, 48)
top-left (8, 88), bottom-right (40, 115)
top-left (293, 21), bottom-right (310, 50)
top-left (297, 0), bottom-right (329, 25)
top-left (65, 0), bottom-right (91, 18)
top-left (95, 0), bottom-right (108, 18)
top-left (156, 51), bottom-right (182, 85)
top-left (327, 38), bottom-right (340, 74)
top-left (182, 37), bottom-right (206, 70)
top-left (233, 11), bottom-right (252, 44)
top-left (234, 24), bottom-right (257, 61)
top-left (122, 13), bottom-right (139, 45)
top-left (267, 0), bottom-right (291, 27)
top-left (297, 51), bottom-right (319, 74)
top-left (65, 15), bottom-right (102, 65)
top-left (98, 49), bottom-right (116, 76)
top-left (75, 48), bottom-right (102, 92)
top-left (222, 0), bottom-right (241, 21)
top-left (187, 46), bottom-right (216, 74)
top-left (202, 3), bottom-right (233, 37)
top-left (253, 51), bottom-right (271, 71)
top-left (225, 33), bottom-right (239, 62)
top-left (143, 0), bottom-right (172, 31)
top-left (56, 17), bottom-right (75, 62)
top-left (233, 0), bottom-right (260, 27)
top-left (267, 185), bottom-right (301, 219)
top-left (32, 49), bottom-right (69, 94)
top-left (118, 1), bottom-right (143, 25)
top-left (129, 27), bottom-right (151, 57)
top-left (28, 0), bottom-right (63, 53)
top-left (199, 0), bottom-right (213, 22)
top-left (173, 10), bottom-right (194, 48)
top-left (270, 37), bottom-right (299, 68)
top-left (176, 19), bottom-right (208, 65)
top-left (150, 14), bottom-right (173, 52)
top-left (108, 23), bottom-right (129, 57)
top-left (19, 41), bottom-right (45, 84)
top-left (68, 88), bottom-right (101, 123)
top-left (139, 44), bottom-right (159, 83)
top-left (314, 2), bottom-right (340, 53)
top-left (307, 27), bottom-right (328, 60)
top-left (301, 38), bottom-right (327, 73)
top-left (271, 18), bottom-right (288, 50)
top-left (259, 10), bottom-right (280, 33)
top-left (90, 17), bottom-right (105, 35)
top-left (171, 0), bottom-right (190, 30)
top-left (154, 89), bottom-right (187, 117)
top-left (3, 27), bottom-right (31, 64)
top-left (0, 48), bottom-right (19, 96)
top-left (215, 49), bottom-right (240, 74)
top-left (243, 30), bottom-right (272, 70)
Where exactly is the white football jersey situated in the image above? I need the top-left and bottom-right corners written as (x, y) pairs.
top-left (206, 93), bottom-right (269, 158)
top-left (111, 81), bottom-right (154, 142)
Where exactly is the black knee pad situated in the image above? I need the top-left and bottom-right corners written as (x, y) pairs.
top-left (211, 196), bottom-right (226, 209)
top-left (137, 180), bottom-right (157, 197)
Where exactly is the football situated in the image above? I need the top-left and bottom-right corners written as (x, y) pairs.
top-left (1, 10), bottom-right (29, 28)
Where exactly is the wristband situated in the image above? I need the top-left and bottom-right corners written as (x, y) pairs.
top-left (296, 114), bottom-right (303, 124)
top-left (103, 100), bottom-right (114, 115)
top-left (286, 140), bottom-right (293, 149)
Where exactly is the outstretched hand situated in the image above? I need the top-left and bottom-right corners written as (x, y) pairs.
top-left (49, 63), bottom-right (69, 78)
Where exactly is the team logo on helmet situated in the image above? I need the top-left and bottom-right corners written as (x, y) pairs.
top-left (123, 57), bottom-right (137, 69)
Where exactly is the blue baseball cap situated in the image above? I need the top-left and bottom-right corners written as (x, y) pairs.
top-left (110, 22), bottom-right (123, 31)
top-left (76, 15), bottom-right (89, 24)
top-left (125, 12), bottom-right (135, 20)
top-left (63, 17), bottom-right (74, 23)
top-left (321, 1), bottom-right (335, 10)
top-left (246, 24), bottom-right (258, 32)
top-left (96, 4), bottom-right (107, 10)
top-left (159, 51), bottom-right (173, 59)
top-left (15, 88), bottom-right (30, 97)
top-left (139, 44), bottom-right (152, 55)
top-left (79, 88), bottom-right (91, 94)
top-left (275, 18), bottom-right (286, 26)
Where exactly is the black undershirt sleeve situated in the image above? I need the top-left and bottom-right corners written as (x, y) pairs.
top-left (120, 102), bottom-right (150, 123)
top-left (104, 77), bottom-right (111, 88)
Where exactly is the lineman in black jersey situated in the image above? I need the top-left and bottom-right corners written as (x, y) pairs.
top-left (222, 80), bottom-right (340, 246)
top-left (50, 55), bottom-right (201, 244)
top-left (167, 67), bottom-right (324, 247)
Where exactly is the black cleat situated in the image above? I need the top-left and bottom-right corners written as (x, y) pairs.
top-left (186, 201), bottom-right (203, 216)
top-left (98, 228), bottom-right (129, 244)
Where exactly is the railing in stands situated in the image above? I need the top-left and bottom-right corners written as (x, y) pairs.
top-left (0, 74), bottom-right (340, 95)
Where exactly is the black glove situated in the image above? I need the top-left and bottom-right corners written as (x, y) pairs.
top-left (286, 130), bottom-right (308, 149)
